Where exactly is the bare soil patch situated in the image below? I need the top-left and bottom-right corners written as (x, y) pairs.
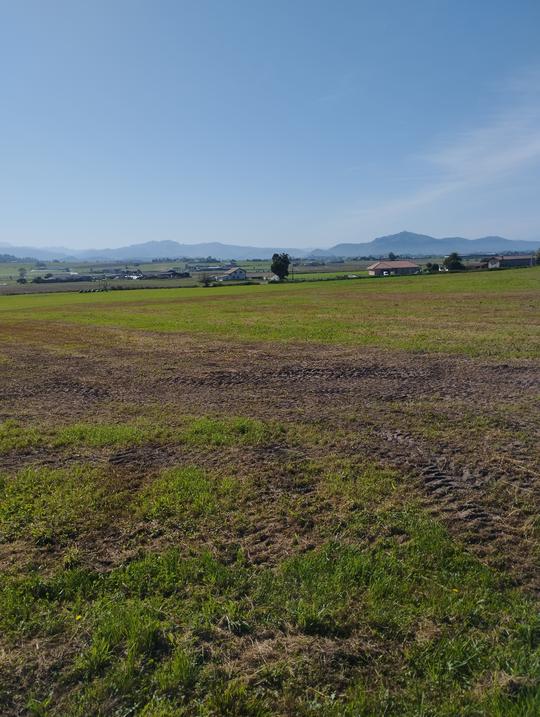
top-left (2, 327), bottom-right (539, 594)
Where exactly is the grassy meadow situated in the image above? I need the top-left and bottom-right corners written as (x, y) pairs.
top-left (1, 267), bottom-right (539, 716)
top-left (2, 412), bottom-right (539, 716)
top-left (1, 267), bottom-right (539, 357)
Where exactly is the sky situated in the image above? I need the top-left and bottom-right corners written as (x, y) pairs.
top-left (1, 0), bottom-right (540, 250)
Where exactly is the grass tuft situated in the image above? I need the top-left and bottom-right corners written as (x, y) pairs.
top-left (181, 416), bottom-right (283, 447)
top-left (0, 465), bottom-right (118, 545)
top-left (137, 466), bottom-right (240, 524)
top-left (0, 420), bottom-right (43, 454)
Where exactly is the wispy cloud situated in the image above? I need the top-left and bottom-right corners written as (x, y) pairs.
top-left (352, 66), bottom-right (540, 221)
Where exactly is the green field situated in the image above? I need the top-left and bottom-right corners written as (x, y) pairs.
top-left (1, 267), bottom-right (539, 357)
top-left (1, 267), bottom-right (539, 716)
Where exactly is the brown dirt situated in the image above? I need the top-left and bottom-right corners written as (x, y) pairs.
top-left (1, 327), bottom-right (539, 593)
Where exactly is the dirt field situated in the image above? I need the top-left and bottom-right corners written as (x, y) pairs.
top-left (1, 278), bottom-right (539, 715)
top-left (2, 325), bottom-right (538, 584)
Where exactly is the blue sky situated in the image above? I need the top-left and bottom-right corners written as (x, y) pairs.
top-left (1, 0), bottom-right (540, 249)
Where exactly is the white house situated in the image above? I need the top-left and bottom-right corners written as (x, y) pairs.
top-left (219, 267), bottom-right (247, 281)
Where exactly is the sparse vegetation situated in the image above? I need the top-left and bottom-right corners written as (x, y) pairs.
top-left (0, 267), bottom-right (538, 715)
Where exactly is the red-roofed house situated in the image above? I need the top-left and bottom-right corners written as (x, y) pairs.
top-left (367, 260), bottom-right (420, 277)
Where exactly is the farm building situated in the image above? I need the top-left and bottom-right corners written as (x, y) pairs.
top-left (486, 255), bottom-right (535, 269)
top-left (367, 260), bottom-right (420, 276)
top-left (218, 267), bottom-right (247, 281)
top-left (139, 269), bottom-right (190, 279)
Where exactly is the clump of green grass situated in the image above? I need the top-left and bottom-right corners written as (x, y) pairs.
top-left (322, 459), bottom-right (399, 503)
top-left (74, 599), bottom-right (166, 680)
top-left (54, 422), bottom-right (167, 448)
top-left (137, 466), bottom-right (240, 525)
top-left (49, 415), bottom-right (282, 451)
top-left (181, 416), bottom-right (283, 447)
top-left (0, 419), bottom-right (44, 454)
top-left (0, 465), bottom-right (119, 545)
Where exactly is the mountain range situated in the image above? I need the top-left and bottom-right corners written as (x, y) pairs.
top-left (1, 232), bottom-right (538, 262)
top-left (311, 232), bottom-right (540, 258)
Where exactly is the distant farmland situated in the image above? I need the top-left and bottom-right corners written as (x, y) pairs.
top-left (1, 267), bottom-right (539, 357)
top-left (1, 267), bottom-right (539, 716)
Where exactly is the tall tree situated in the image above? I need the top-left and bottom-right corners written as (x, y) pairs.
top-left (271, 253), bottom-right (290, 281)
top-left (443, 252), bottom-right (464, 271)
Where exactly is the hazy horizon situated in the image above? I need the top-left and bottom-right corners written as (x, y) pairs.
top-left (2, 1), bottom-right (540, 250)
top-left (2, 228), bottom-right (540, 256)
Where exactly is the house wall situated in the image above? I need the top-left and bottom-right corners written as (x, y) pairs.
top-left (369, 267), bottom-right (418, 276)
top-left (488, 258), bottom-right (534, 269)
top-left (500, 258), bottom-right (533, 267)
top-left (394, 267), bottom-right (418, 275)
top-left (222, 269), bottom-right (247, 280)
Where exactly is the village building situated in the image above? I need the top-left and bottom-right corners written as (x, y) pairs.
top-left (218, 267), bottom-right (247, 281)
top-left (120, 269), bottom-right (191, 280)
top-left (486, 255), bottom-right (535, 270)
top-left (367, 260), bottom-right (420, 277)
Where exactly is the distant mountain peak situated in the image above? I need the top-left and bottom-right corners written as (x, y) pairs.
top-left (0, 232), bottom-right (538, 262)
top-left (321, 232), bottom-right (539, 258)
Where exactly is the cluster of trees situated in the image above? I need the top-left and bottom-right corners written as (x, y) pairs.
top-left (426, 253), bottom-right (465, 272)
top-left (443, 252), bottom-right (465, 270)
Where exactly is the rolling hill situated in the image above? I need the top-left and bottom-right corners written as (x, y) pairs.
top-left (1, 232), bottom-right (538, 262)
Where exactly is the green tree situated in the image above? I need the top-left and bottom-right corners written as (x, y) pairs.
top-left (443, 252), bottom-right (464, 271)
top-left (271, 253), bottom-right (290, 281)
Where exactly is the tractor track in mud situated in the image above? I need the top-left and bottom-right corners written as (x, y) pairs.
top-left (1, 336), bottom-right (539, 591)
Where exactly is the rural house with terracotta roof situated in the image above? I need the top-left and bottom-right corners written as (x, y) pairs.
top-left (367, 260), bottom-right (420, 276)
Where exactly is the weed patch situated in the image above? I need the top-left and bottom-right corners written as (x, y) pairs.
top-left (0, 465), bottom-right (123, 546)
top-left (1, 501), bottom-right (538, 715)
top-left (0, 420), bottom-right (43, 454)
top-left (137, 466), bottom-right (241, 526)
top-left (180, 416), bottom-right (283, 447)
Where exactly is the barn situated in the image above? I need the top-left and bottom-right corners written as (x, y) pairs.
top-left (487, 255), bottom-right (535, 269)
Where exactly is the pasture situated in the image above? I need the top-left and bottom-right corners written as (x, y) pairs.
top-left (1, 267), bottom-right (539, 357)
top-left (0, 268), bottom-right (539, 716)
